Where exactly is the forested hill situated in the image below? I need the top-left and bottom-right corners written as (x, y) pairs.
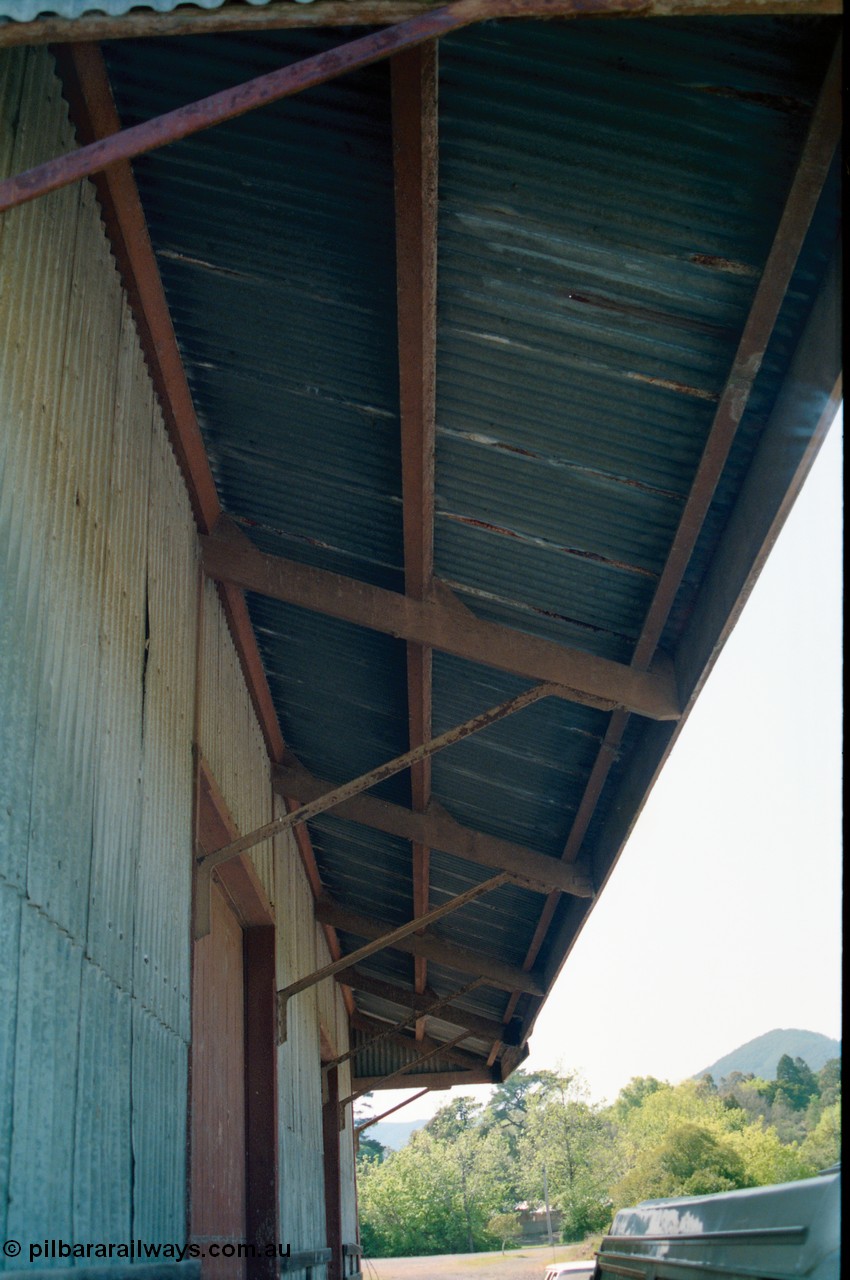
top-left (698, 1030), bottom-right (840, 1081)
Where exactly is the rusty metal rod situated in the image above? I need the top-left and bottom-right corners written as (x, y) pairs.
top-left (0, 0), bottom-right (634, 215)
top-left (341, 1029), bottom-right (472, 1108)
top-left (355, 1087), bottom-right (433, 1134)
top-left (324, 977), bottom-right (485, 1071)
top-left (198, 682), bottom-right (556, 871)
top-left (280, 874), bottom-right (508, 1009)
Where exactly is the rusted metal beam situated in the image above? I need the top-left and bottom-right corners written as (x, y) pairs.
top-left (273, 759), bottom-right (593, 897)
top-left (0, 0), bottom-right (840, 51)
top-left (276, 874), bottom-right (508, 1040)
top-left (393, 37), bottom-right (439, 1040)
top-left (201, 519), bottom-right (680, 720)
top-left (316, 899), bottom-right (545, 995)
top-left (325, 978), bottom-right (484, 1070)
top-left (334, 967), bottom-right (521, 1043)
top-left (198, 682), bottom-right (556, 873)
top-left (1, 0), bottom-right (615, 213)
top-left (355, 1088), bottom-right (433, 1135)
top-left (500, 36), bottom-right (843, 1043)
top-left (341, 1029), bottom-right (472, 1109)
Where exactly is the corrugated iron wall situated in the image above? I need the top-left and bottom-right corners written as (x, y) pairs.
top-left (0, 44), bottom-right (195, 1254)
top-left (275, 796), bottom-right (326, 1258)
top-left (197, 576), bottom-right (276, 899)
top-left (1, 43), bottom-right (358, 1264)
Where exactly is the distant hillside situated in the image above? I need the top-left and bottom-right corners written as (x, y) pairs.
top-left (369, 1118), bottom-right (426, 1151)
top-left (698, 1029), bottom-right (840, 1082)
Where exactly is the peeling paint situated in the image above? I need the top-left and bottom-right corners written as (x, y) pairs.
top-left (438, 511), bottom-right (660, 579)
top-left (625, 370), bottom-right (720, 401)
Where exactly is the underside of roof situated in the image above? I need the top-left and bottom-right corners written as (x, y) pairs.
top-left (3, 0), bottom-right (839, 1092)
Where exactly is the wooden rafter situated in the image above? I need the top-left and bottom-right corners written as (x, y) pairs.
top-left (355, 1068), bottom-right (498, 1090)
top-left (499, 36), bottom-right (843, 1049)
top-left (316, 900), bottom-right (545, 995)
top-left (199, 682), bottom-right (556, 873)
top-left (350, 1013), bottom-right (484, 1071)
top-left (343, 1030), bottom-right (474, 1107)
top-left (325, 978), bottom-right (484, 1070)
top-left (54, 42), bottom-right (355, 1014)
top-left (201, 519), bottom-right (680, 721)
top-left (273, 760), bottom-right (593, 897)
top-left (277, 874), bottom-right (509, 1040)
top-left (392, 39), bottom-right (439, 1038)
top-left (333, 967), bottom-right (521, 1044)
top-left (2, 0), bottom-right (840, 51)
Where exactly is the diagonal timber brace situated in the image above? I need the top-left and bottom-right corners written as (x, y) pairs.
top-left (355, 1088), bottom-right (434, 1137)
top-left (323, 977), bottom-right (486, 1071)
top-left (198, 682), bottom-right (555, 875)
top-left (339, 1029), bottom-right (472, 1121)
top-left (0, 0), bottom-right (658, 213)
top-left (277, 874), bottom-right (508, 1042)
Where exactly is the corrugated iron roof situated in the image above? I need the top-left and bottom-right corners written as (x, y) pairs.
top-left (96, 12), bottom-right (840, 1086)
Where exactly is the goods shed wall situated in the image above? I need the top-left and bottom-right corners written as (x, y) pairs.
top-left (0, 44), bottom-right (355, 1270)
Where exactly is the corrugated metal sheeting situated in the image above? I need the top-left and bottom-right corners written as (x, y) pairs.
top-left (0, 45), bottom-right (191, 1253)
top-left (198, 576), bottom-right (277, 900)
top-left (98, 14), bottom-right (839, 1072)
top-left (1, 0), bottom-right (253, 26)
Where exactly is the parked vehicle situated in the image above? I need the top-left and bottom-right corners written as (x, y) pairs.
top-left (595, 1167), bottom-right (839, 1280)
top-left (542, 1262), bottom-right (596, 1280)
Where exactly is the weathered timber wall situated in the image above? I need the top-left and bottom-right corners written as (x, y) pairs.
top-left (0, 44), bottom-right (355, 1266)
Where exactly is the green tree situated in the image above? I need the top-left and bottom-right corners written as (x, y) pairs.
top-left (358, 1125), bottom-right (512, 1257)
top-left (775, 1055), bottom-right (819, 1111)
top-left (356, 1134), bottom-right (387, 1166)
top-left (612, 1124), bottom-right (747, 1208)
top-left (426, 1096), bottom-right (482, 1142)
top-left (486, 1211), bottom-right (521, 1253)
top-left (799, 1102), bottom-right (841, 1171)
top-left (612, 1076), bottom-right (668, 1120)
top-left (519, 1072), bottom-right (616, 1241)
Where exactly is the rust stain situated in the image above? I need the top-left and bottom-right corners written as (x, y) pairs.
top-left (561, 288), bottom-right (736, 339)
top-left (626, 371), bottom-right (719, 402)
top-left (440, 512), bottom-right (659, 579)
top-left (440, 577), bottom-right (640, 648)
top-left (689, 253), bottom-right (759, 277)
top-left (440, 427), bottom-right (685, 501)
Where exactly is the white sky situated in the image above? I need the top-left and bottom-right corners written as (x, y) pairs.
top-left (368, 410), bottom-right (842, 1123)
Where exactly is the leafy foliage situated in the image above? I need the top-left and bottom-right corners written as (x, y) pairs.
top-left (358, 1055), bottom-right (840, 1258)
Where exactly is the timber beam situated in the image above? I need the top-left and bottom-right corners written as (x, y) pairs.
top-left (273, 760), bottom-right (594, 898)
top-left (316, 899), bottom-right (545, 995)
top-left (202, 518), bottom-right (680, 721)
top-left (355, 1088), bottom-right (434, 1135)
top-left (199, 681), bottom-right (555, 873)
top-left (354, 1069), bottom-right (499, 1090)
top-left (334, 966), bottom-right (522, 1044)
top-left (276, 872), bottom-right (509, 1040)
top-left (324, 977), bottom-right (484, 1070)
top-left (350, 1013), bottom-right (485, 1071)
top-left (1, 0), bottom-right (841, 51)
top-left (342, 1029), bottom-right (473, 1109)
